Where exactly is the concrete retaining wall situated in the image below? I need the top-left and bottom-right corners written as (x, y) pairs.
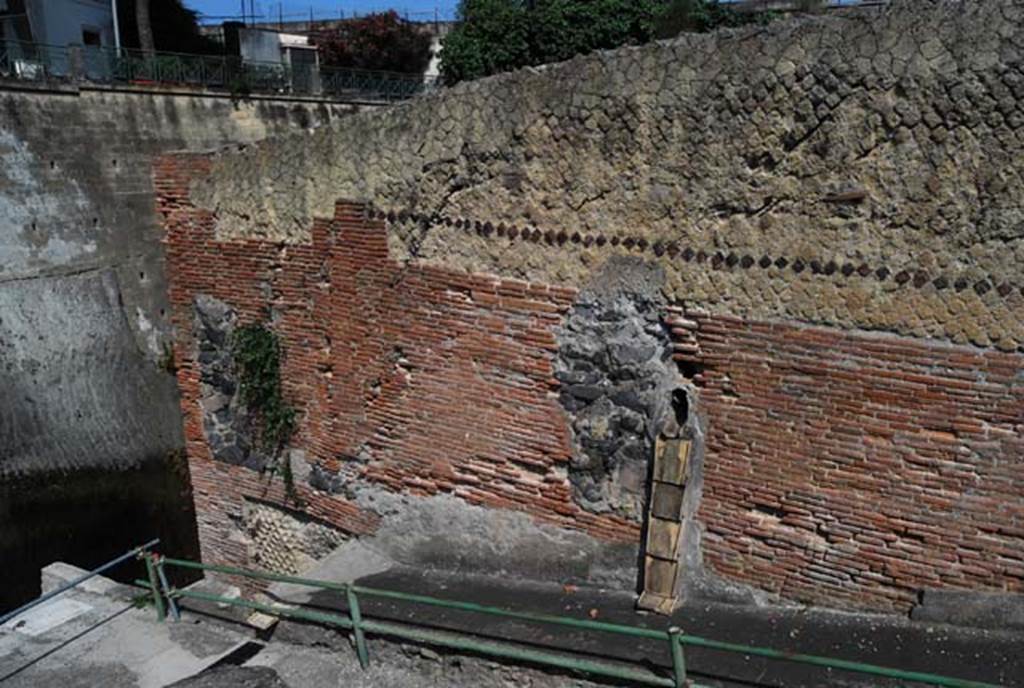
top-left (0, 83), bottom-right (361, 610)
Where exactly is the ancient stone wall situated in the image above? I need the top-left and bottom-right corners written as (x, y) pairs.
top-left (159, 0), bottom-right (1024, 614)
top-left (194, 0), bottom-right (1024, 351)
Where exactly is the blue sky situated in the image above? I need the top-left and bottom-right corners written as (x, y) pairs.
top-left (183, 0), bottom-right (869, 26)
top-left (183, 0), bottom-right (459, 23)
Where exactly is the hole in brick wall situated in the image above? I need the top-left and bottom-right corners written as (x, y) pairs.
top-left (753, 503), bottom-right (786, 519)
top-left (390, 346), bottom-right (414, 381)
top-left (672, 389), bottom-right (689, 428)
top-left (240, 499), bottom-right (346, 575)
top-left (677, 359), bottom-right (704, 381)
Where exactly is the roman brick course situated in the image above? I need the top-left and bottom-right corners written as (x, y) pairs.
top-left (681, 313), bottom-right (1024, 612)
top-left (159, 155), bottom-right (641, 577)
top-left (159, 149), bottom-right (1023, 613)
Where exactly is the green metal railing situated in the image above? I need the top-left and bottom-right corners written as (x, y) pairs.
top-left (134, 551), bottom-right (1003, 688)
top-left (0, 40), bottom-right (436, 102)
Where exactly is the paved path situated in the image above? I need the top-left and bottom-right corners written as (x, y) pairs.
top-left (0, 575), bottom-right (250, 688)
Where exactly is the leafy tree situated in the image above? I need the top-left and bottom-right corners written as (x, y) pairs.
top-left (440, 0), bottom-right (775, 86)
top-left (135, 0), bottom-right (155, 54)
top-left (313, 11), bottom-right (433, 74)
top-left (654, 0), bottom-right (778, 38)
top-left (117, 0), bottom-right (222, 54)
top-left (531, 0), bottom-right (662, 66)
top-left (439, 0), bottom-right (537, 85)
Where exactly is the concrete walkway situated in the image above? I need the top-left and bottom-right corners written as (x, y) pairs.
top-left (0, 571), bottom-right (251, 688)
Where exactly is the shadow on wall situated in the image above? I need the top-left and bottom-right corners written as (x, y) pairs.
top-left (0, 452), bottom-right (201, 613)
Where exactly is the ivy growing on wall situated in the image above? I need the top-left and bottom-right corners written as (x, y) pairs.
top-left (231, 324), bottom-right (297, 496)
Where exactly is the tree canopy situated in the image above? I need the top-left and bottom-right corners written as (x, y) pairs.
top-left (116, 0), bottom-right (222, 54)
top-left (313, 11), bottom-right (433, 74)
top-left (440, 0), bottom-right (773, 85)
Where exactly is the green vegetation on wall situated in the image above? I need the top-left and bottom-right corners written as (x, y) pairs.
top-left (654, 0), bottom-right (775, 38)
top-left (231, 324), bottom-right (297, 494)
top-left (440, 0), bottom-right (775, 85)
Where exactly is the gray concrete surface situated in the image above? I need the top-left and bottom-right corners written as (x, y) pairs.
top-left (339, 489), bottom-right (639, 588)
top-left (0, 269), bottom-right (180, 479)
top-left (0, 87), bottom-right (358, 480)
top-left (168, 666), bottom-right (289, 687)
top-left (0, 84), bottom-right (363, 611)
top-left (911, 589), bottom-right (1024, 632)
top-left (0, 579), bottom-right (252, 687)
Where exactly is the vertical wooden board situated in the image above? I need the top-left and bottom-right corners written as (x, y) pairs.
top-left (651, 482), bottom-right (686, 521)
top-left (654, 439), bottom-right (691, 485)
top-left (644, 556), bottom-right (677, 596)
top-left (646, 517), bottom-right (681, 559)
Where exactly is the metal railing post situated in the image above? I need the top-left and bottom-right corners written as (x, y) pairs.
top-left (143, 552), bottom-right (166, 622)
top-left (346, 586), bottom-right (370, 669)
top-left (155, 555), bottom-right (181, 622)
top-left (669, 627), bottom-right (687, 688)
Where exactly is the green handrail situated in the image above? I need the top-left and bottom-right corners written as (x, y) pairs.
top-left (171, 586), bottom-right (680, 687)
top-left (162, 556), bottom-right (666, 639)
top-left (154, 556), bottom-right (1003, 688)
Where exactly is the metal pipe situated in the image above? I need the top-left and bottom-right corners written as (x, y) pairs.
top-left (170, 587), bottom-right (680, 687)
top-left (155, 557), bottom-right (180, 622)
top-left (162, 557), bottom-right (666, 640)
top-left (677, 633), bottom-right (998, 688)
top-left (143, 553), bottom-right (166, 622)
top-left (111, 0), bottom-right (122, 53)
top-left (0, 539), bottom-right (159, 627)
top-left (361, 618), bottom-right (681, 687)
top-left (173, 587), bottom-right (354, 630)
top-left (669, 627), bottom-right (686, 688)
top-left (351, 584), bottom-right (669, 640)
top-left (346, 587), bottom-right (370, 669)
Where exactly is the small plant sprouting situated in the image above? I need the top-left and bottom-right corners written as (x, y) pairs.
top-left (231, 323), bottom-right (298, 500)
top-left (158, 340), bottom-right (177, 375)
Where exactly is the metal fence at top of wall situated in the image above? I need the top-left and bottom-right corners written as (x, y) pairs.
top-left (0, 41), bottom-right (438, 102)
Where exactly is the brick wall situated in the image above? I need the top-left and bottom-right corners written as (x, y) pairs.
top-left (159, 152), bottom-right (1023, 611)
top-left (684, 314), bottom-right (1024, 612)
top-left (158, 154), bottom-right (639, 576)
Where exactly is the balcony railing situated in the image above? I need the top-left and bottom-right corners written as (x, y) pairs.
top-left (0, 40), bottom-right (437, 102)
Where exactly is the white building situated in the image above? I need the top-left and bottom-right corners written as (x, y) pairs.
top-left (3, 0), bottom-right (116, 48)
top-left (235, 27), bottom-right (320, 94)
